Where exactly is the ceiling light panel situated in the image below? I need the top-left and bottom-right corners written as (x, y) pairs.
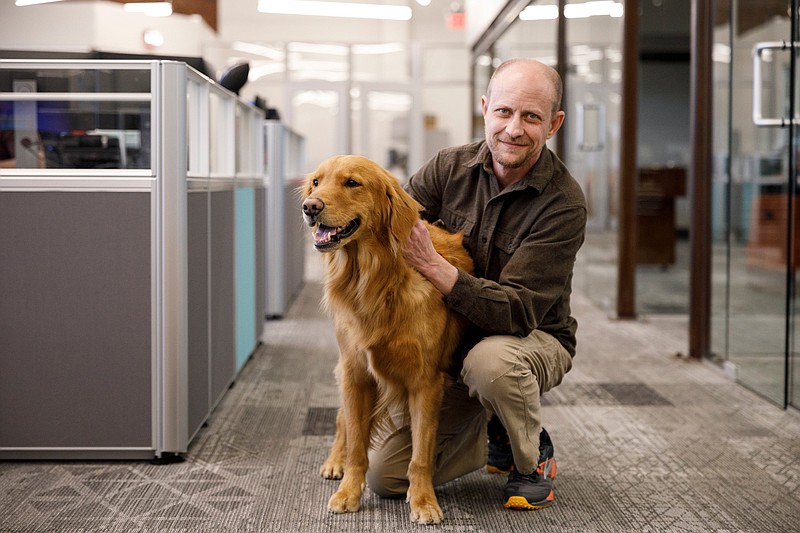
top-left (257, 0), bottom-right (412, 21)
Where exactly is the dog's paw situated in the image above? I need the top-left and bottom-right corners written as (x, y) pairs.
top-left (328, 488), bottom-right (361, 514)
top-left (320, 460), bottom-right (344, 479)
top-left (409, 499), bottom-right (443, 525)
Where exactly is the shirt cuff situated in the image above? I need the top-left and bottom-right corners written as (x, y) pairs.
top-left (443, 269), bottom-right (476, 315)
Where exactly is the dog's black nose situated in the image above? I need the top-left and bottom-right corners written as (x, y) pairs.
top-left (302, 197), bottom-right (324, 217)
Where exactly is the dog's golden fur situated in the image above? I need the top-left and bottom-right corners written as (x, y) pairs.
top-left (301, 155), bottom-right (473, 524)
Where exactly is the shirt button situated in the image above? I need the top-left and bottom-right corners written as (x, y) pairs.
top-left (482, 236), bottom-right (488, 243)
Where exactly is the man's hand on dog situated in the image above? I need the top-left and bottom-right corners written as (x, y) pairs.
top-left (404, 220), bottom-right (459, 296)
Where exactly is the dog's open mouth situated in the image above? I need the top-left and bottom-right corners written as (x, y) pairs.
top-left (313, 219), bottom-right (361, 250)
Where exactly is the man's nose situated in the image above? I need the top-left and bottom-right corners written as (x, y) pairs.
top-left (504, 114), bottom-right (523, 137)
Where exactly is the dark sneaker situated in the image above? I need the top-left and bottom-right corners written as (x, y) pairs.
top-left (504, 427), bottom-right (557, 509)
top-left (537, 426), bottom-right (556, 480)
top-left (503, 470), bottom-right (555, 510)
top-left (487, 417), bottom-right (557, 479)
top-left (487, 414), bottom-right (514, 474)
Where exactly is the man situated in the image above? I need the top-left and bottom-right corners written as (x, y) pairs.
top-left (366, 58), bottom-right (586, 510)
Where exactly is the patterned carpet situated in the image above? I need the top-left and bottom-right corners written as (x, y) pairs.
top-left (2, 273), bottom-right (800, 532)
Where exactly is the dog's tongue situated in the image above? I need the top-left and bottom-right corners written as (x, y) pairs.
top-left (314, 225), bottom-right (335, 244)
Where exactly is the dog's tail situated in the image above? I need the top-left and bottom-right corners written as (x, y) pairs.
top-left (369, 382), bottom-right (408, 444)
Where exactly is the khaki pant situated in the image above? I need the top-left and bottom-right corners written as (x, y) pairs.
top-left (366, 329), bottom-right (573, 497)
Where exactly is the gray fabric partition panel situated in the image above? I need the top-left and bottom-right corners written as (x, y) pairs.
top-left (0, 191), bottom-right (152, 448)
top-left (283, 183), bottom-right (306, 307)
top-left (210, 190), bottom-right (236, 407)
top-left (255, 187), bottom-right (266, 325)
top-left (188, 189), bottom-right (211, 438)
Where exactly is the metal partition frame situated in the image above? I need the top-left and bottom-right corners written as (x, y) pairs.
top-left (264, 120), bottom-right (306, 319)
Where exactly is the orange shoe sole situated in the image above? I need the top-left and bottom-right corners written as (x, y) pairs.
top-left (503, 491), bottom-right (555, 510)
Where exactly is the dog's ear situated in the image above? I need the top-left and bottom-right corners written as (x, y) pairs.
top-left (384, 172), bottom-right (421, 257)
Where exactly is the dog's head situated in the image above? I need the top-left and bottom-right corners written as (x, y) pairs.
top-left (301, 155), bottom-right (421, 255)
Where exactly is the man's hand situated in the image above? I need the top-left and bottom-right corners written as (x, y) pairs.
top-left (404, 220), bottom-right (459, 295)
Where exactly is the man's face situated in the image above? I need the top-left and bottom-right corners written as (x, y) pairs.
top-left (481, 67), bottom-right (564, 173)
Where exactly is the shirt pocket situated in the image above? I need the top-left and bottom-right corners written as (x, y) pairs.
top-left (493, 230), bottom-right (522, 257)
top-left (439, 210), bottom-right (475, 239)
top-left (453, 220), bottom-right (476, 256)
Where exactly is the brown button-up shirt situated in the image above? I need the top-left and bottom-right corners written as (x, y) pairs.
top-left (404, 140), bottom-right (587, 357)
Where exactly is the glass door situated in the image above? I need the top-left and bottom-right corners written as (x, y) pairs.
top-left (286, 82), bottom-right (349, 173)
top-left (351, 85), bottom-right (414, 181)
top-left (791, 3), bottom-right (800, 410)
top-left (720, 0), bottom-right (797, 407)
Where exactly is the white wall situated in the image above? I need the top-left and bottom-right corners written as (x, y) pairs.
top-left (0, 1), bottom-right (96, 53)
top-left (92, 3), bottom-right (214, 56)
top-left (463, 0), bottom-right (506, 47)
top-left (409, 1), bottom-right (469, 44)
top-left (0, 1), bottom-right (212, 56)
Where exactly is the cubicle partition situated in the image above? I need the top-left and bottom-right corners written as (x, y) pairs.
top-left (264, 120), bottom-right (306, 318)
top-left (0, 60), bottom-right (266, 459)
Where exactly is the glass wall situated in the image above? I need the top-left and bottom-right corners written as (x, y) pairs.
top-left (204, 41), bottom-right (470, 176)
top-left (711, 2), bottom-right (732, 366)
top-left (467, 0), bottom-right (798, 408)
top-left (712, 0), bottom-right (798, 407)
top-left (565, 13), bottom-right (623, 311)
top-left (471, 1), bottom-right (624, 311)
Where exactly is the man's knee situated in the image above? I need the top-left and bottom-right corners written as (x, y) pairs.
top-left (461, 332), bottom-right (573, 393)
top-left (366, 438), bottom-right (410, 498)
top-left (460, 335), bottom-right (524, 397)
top-left (365, 458), bottom-right (408, 498)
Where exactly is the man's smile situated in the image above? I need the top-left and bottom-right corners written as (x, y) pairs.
top-left (497, 137), bottom-right (531, 148)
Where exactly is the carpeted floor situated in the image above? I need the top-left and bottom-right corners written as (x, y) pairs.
top-left (2, 256), bottom-right (800, 532)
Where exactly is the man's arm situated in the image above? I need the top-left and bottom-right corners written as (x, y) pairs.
top-left (406, 204), bottom-right (585, 337)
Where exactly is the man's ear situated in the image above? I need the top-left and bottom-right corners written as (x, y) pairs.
top-left (547, 110), bottom-right (565, 139)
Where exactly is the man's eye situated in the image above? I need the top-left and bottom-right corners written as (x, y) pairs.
top-left (344, 179), bottom-right (360, 187)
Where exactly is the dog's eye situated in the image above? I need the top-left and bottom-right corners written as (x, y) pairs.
top-left (344, 179), bottom-right (360, 188)
top-left (312, 178), bottom-right (319, 187)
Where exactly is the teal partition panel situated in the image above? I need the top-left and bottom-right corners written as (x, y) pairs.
top-left (235, 187), bottom-right (258, 369)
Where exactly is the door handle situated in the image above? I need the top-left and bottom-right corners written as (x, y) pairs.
top-left (753, 41), bottom-right (798, 127)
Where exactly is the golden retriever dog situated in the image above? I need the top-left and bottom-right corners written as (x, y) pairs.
top-left (301, 155), bottom-right (473, 524)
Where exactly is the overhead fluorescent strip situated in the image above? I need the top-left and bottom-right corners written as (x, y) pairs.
top-left (15, 0), bottom-right (68, 6)
top-left (257, 0), bottom-right (412, 21)
top-left (519, 1), bottom-right (623, 21)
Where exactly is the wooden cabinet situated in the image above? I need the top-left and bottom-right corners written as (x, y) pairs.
top-left (636, 167), bottom-right (687, 265)
top-left (745, 194), bottom-right (797, 270)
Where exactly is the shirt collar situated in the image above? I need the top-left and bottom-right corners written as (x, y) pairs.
top-left (466, 140), bottom-right (555, 194)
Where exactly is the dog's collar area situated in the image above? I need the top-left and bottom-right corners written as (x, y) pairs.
top-left (313, 219), bottom-right (361, 249)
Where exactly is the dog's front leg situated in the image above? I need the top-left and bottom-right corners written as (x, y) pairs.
top-left (406, 376), bottom-right (445, 524)
top-left (320, 407), bottom-right (346, 479)
top-left (328, 369), bottom-right (376, 514)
